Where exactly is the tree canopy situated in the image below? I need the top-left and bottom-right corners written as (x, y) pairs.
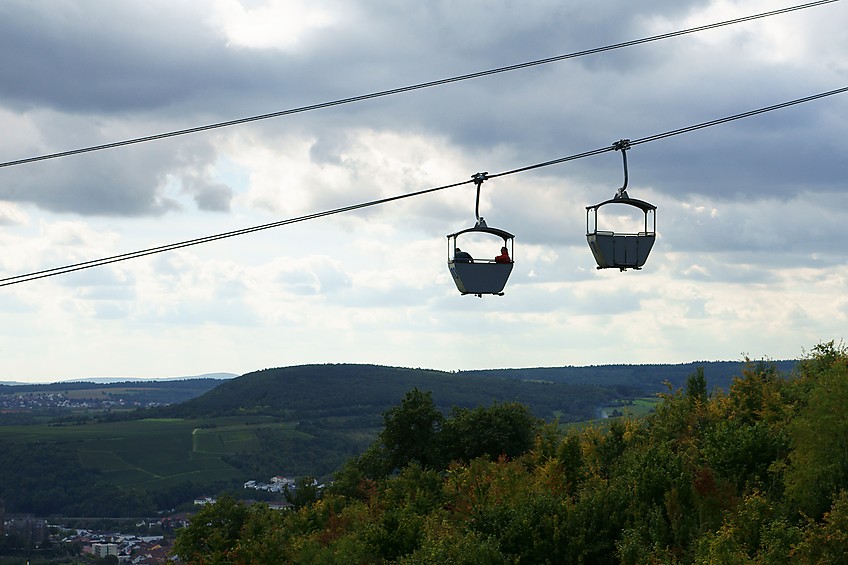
top-left (173, 342), bottom-right (848, 563)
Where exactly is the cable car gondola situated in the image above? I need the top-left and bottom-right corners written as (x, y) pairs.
top-left (447, 173), bottom-right (515, 297)
top-left (586, 140), bottom-right (657, 271)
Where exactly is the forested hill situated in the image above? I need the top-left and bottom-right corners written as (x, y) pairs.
top-left (158, 364), bottom-right (623, 422)
top-left (461, 359), bottom-right (798, 395)
top-left (155, 360), bottom-right (795, 423)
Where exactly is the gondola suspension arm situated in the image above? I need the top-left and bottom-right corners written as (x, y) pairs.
top-left (472, 172), bottom-right (489, 227)
top-left (613, 139), bottom-right (631, 199)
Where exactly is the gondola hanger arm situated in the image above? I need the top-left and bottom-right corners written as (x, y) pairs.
top-left (472, 172), bottom-right (489, 227)
top-left (612, 139), bottom-right (631, 199)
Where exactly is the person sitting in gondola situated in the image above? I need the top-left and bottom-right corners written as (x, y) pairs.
top-left (494, 246), bottom-right (511, 263)
top-left (454, 248), bottom-right (473, 263)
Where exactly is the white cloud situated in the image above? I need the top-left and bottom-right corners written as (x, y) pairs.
top-left (0, 202), bottom-right (27, 226)
top-left (2, 0), bottom-right (847, 381)
top-left (208, 0), bottom-right (343, 50)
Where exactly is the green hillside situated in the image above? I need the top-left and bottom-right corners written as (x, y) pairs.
top-left (0, 415), bottom-right (289, 516)
top-left (461, 359), bottom-right (798, 392)
top-left (157, 363), bottom-right (640, 422)
top-left (0, 360), bottom-right (789, 517)
top-left (155, 361), bottom-right (798, 422)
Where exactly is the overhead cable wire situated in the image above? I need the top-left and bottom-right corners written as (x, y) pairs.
top-left (0, 179), bottom-right (473, 286)
top-left (629, 86), bottom-right (848, 146)
top-left (0, 0), bottom-right (838, 171)
top-left (3, 84), bottom-right (847, 288)
top-left (487, 85), bottom-right (848, 179)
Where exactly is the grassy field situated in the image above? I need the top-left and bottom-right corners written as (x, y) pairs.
top-left (598, 397), bottom-right (659, 418)
top-left (556, 397), bottom-right (660, 432)
top-left (0, 415), bottom-right (304, 489)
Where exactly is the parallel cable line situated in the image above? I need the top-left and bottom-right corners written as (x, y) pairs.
top-left (0, 180), bottom-right (472, 286)
top-left (629, 86), bottom-right (848, 146)
top-left (3, 85), bottom-right (846, 287)
top-left (0, 0), bottom-right (838, 170)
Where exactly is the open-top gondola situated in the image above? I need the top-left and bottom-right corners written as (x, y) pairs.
top-left (586, 140), bottom-right (657, 271)
top-left (447, 173), bottom-right (515, 297)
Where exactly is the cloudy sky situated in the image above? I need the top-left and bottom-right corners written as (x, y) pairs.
top-left (2, 0), bottom-right (847, 382)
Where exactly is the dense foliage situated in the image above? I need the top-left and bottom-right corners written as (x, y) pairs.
top-left (220, 419), bottom-right (375, 481)
top-left (173, 343), bottom-right (848, 563)
top-left (462, 360), bottom-right (796, 396)
top-left (158, 364), bottom-right (648, 422)
top-left (0, 443), bottom-right (157, 517)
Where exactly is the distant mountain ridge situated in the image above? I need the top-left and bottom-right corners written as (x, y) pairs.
top-left (460, 359), bottom-right (798, 394)
top-left (62, 372), bottom-right (239, 384)
top-left (2, 360), bottom-right (798, 390)
top-left (0, 377), bottom-right (231, 409)
top-left (0, 372), bottom-right (238, 386)
top-left (156, 359), bottom-right (797, 423)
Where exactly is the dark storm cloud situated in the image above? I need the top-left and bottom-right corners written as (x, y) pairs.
top-left (0, 149), bottom-right (179, 216)
top-left (1, 0), bottom-right (845, 228)
top-left (0, 1), bottom-right (295, 116)
top-left (183, 174), bottom-right (233, 212)
top-left (0, 0), bottom-right (835, 137)
top-left (0, 2), bottom-right (210, 113)
top-left (0, 1), bottom-right (261, 215)
top-left (0, 134), bottom-right (243, 215)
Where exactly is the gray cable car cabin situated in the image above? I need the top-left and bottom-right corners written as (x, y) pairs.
top-left (585, 139), bottom-right (657, 271)
top-left (447, 222), bottom-right (514, 296)
top-left (586, 196), bottom-right (656, 270)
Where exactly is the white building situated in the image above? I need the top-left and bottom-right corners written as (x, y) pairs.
top-left (91, 542), bottom-right (119, 558)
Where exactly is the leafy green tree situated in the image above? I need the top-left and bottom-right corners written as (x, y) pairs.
top-left (285, 476), bottom-right (320, 510)
top-left (399, 518), bottom-right (506, 564)
top-left (363, 505), bottom-right (426, 561)
top-left (793, 489), bottom-right (848, 563)
top-left (701, 419), bottom-right (787, 493)
top-left (350, 442), bottom-right (395, 482)
top-left (439, 402), bottom-right (539, 465)
top-left (172, 495), bottom-right (251, 564)
top-left (726, 358), bottom-right (787, 427)
top-left (694, 491), bottom-right (790, 564)
top-left (327, 455), bottom-right (373, 499)
top-left (379, 463), bottom-right (445, 516)
top-left (381, 388), bottom-right (444, 470)
top-left (686, 366), bottom-right (709, 404)
top-left (785, 342), bottom-right (848, 518)
top-left (619, 443), bottom-right (697, 555)
top-left (227, 502), bottom-right (293, 564)
top-left (555, 432), bottom-right (586, 494)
